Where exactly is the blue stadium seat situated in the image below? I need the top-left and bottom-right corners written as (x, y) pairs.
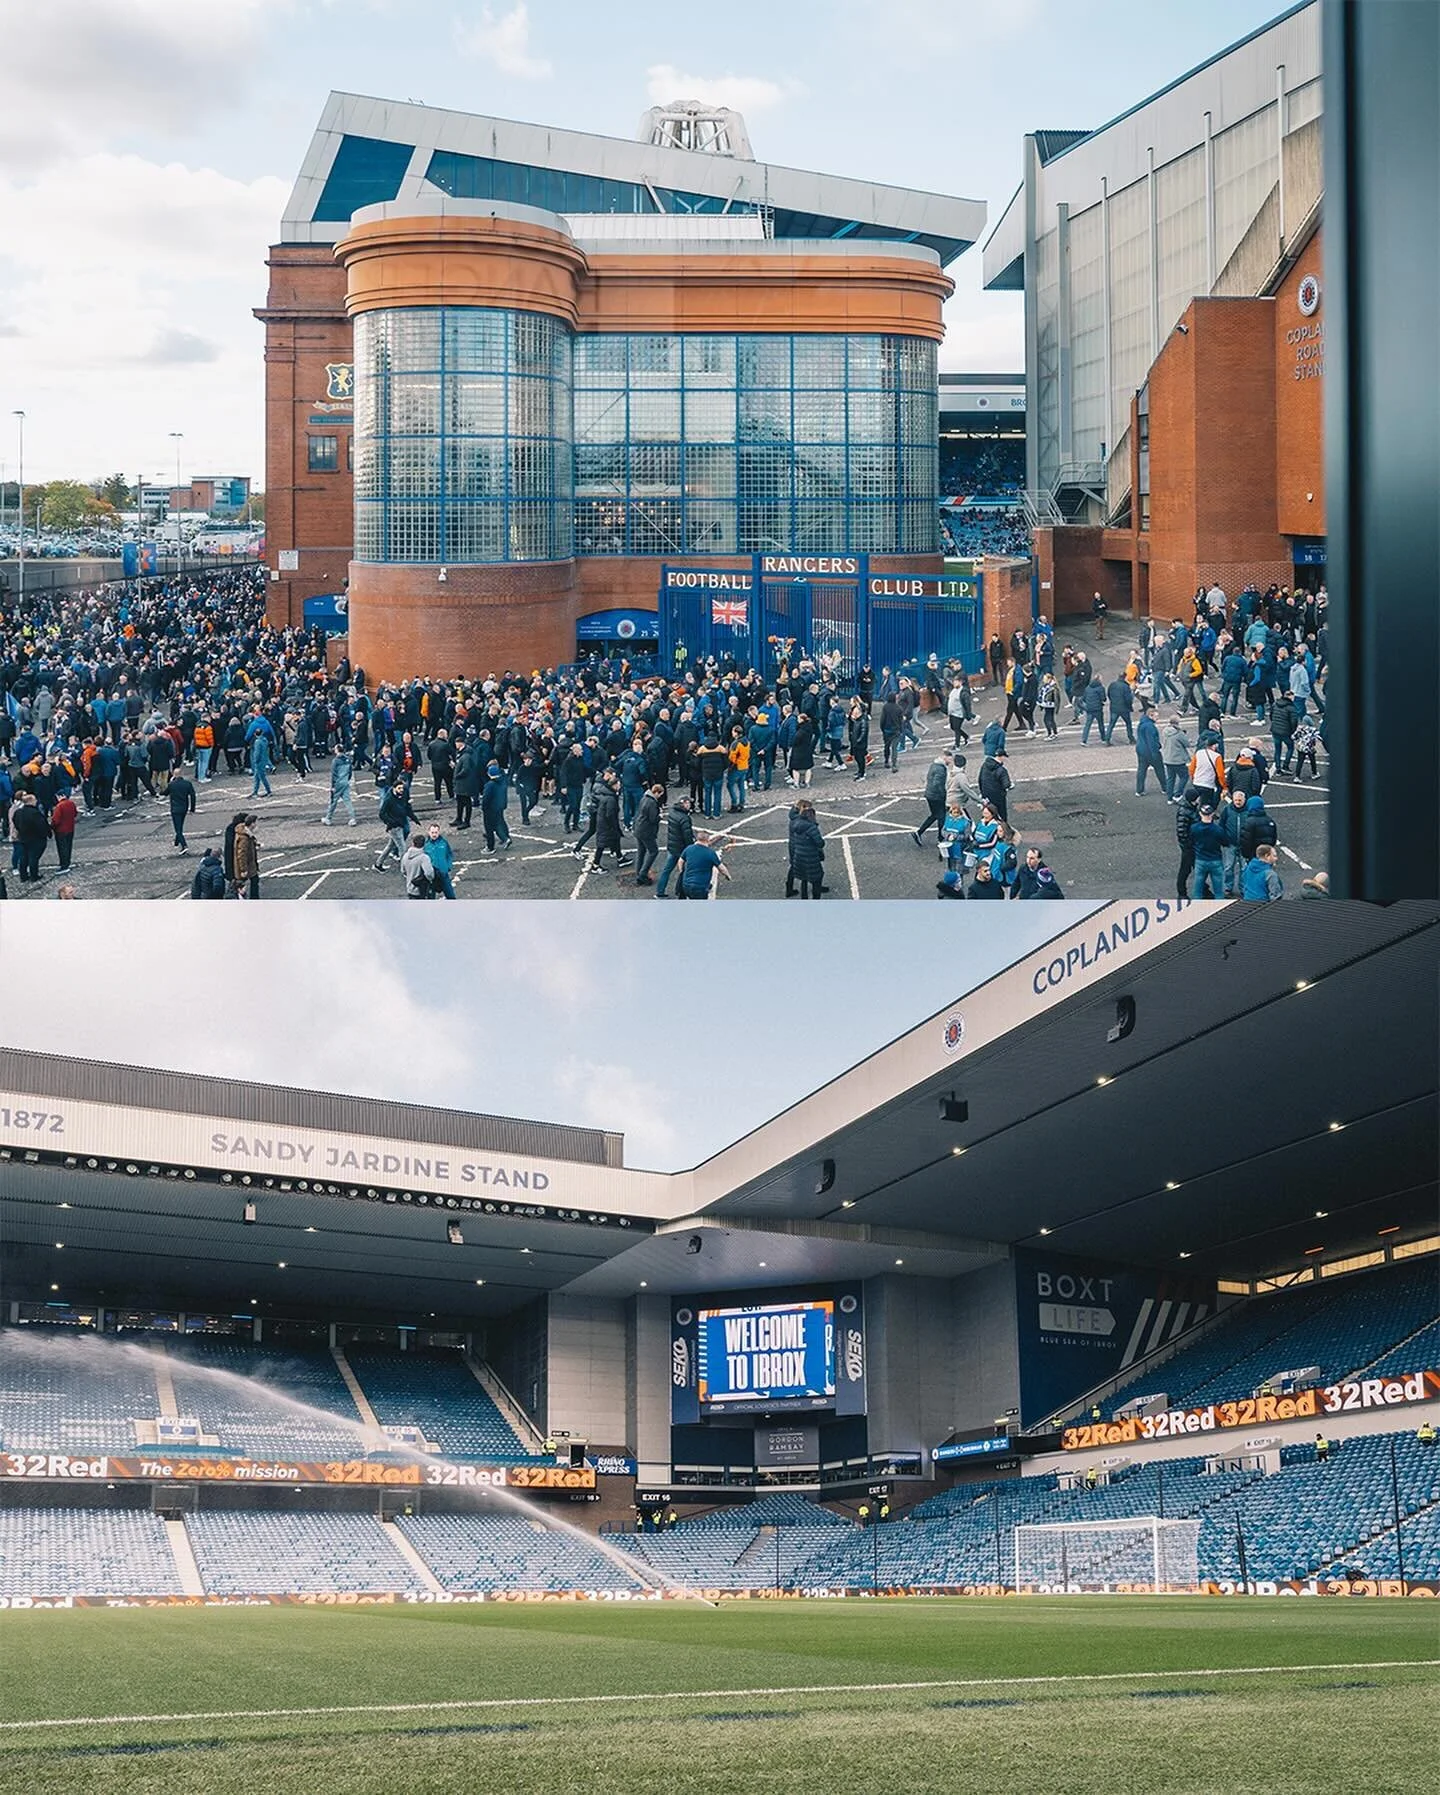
top-left (343, 1346), bottom-right (539, 1461)
top-left (1094, 1259), bottom-right (1439, 1421)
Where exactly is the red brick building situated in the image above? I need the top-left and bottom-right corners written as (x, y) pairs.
top-left (257, 94), bottom-right (984, 682)
top-left (1104, 223), bottom-right (1325, 618)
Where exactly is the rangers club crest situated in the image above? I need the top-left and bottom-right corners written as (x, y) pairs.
top-left (942, 1013), bottom-right (966, 1054)
top-left (1297, 275), bottom-right (1320, 317)
top-left (325, 363), bottom-right (355, 400)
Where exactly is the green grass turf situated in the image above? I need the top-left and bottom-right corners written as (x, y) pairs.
top-left (0, 1598), bottom-right (1435, 1793)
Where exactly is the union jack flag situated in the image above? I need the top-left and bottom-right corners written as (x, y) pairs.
top-left (711, 599), bottom-right (748, 627)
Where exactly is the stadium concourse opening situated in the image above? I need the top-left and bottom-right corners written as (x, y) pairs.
top-left (257, 95), bottom-right (987, 682)
top-left (0, 900), bottom-right (1435, 1606)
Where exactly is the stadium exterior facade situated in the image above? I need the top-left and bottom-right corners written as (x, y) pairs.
top-left (983, 0), bottom-right (1325, 615)
top-left (258, 95), bottom-right (985, 680)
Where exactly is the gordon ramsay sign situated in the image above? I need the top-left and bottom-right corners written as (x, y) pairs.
top-left (1063, 1369), bottom-right (1440, 1450)
top-left (0, 1452), bottom-right (596, 1490)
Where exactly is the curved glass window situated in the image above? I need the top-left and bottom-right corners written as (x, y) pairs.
top-left (353, 306), bottom-right (573, 564)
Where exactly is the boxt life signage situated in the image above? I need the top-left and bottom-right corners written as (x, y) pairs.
top-left (1014, 1249), bottom-right (1216, 1426)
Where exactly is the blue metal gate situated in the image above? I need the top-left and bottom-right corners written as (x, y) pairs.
top-left (660, 560), bottom-right (983, 682)
top-left (760, 577), bottom-right (863, 683)
top-left (660, 566), bottom-right (757, 675)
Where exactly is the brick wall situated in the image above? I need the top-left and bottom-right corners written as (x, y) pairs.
top-left (1274, 229), bottom-right (1325, 539)
top-left (346, 561), bottom-right (578, 682)
top-left (981, 558), bottom-right (1034, 649)
top-left (1104, 227), bottom-right (1326, 611)
top-left (1145, 297), bottom-right (1292, 614)
top-left (1032, 527), bottom-right (1128, 620)
top-left (256, 248), bottom-right (354, 629)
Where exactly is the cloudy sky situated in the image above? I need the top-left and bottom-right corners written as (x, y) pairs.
top-left (0, 904), bottom-right (1094, 1168)
top-left (0, 0), bottom-right (1281, 488)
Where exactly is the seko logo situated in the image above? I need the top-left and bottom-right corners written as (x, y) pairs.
top-left (671, 1336), bottom-right (691, 1388)
top-left (844, 1328), bottom-right (864, 1384)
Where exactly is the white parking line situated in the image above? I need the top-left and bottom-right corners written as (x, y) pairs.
top-left (842, 834), bottom-right (860, 900)
top-left (1279, 844), bottom-right (1314, 872)
top-left (299, 870), bottom-right (334, 900)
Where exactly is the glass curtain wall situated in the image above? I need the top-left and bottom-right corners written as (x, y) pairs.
top-left (353, 307), bottom-right (573, 564)
top-left (356, 314), bottom-right (937, 563)
top-left (574, 332), bottom-right (937, 558)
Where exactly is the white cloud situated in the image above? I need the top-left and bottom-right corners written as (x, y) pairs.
top-left (552, 1057), bottom-right (679, 1172)
top-left (644, 64), bottom-right (803, 115)
top-left (136, 328), bottom-right (222, 366)
top-left (0, 909), bottom-right (474, 1107)
top-left (454, 4), bottom-right (553, 79)
top-left (0, 0), bottom-right (292, 172)
top-left (0, 153), bottom-right (288, 480)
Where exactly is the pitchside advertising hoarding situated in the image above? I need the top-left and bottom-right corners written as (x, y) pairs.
top-left (1062, 1369), bottom-right (1440, 1450)
top-left (672, 1286), bottom-right (865, 1423)
top-left (0, 1452), bottom-right (598, 1490)
top-left (1014, 1248), bottom-right (1218, 1427)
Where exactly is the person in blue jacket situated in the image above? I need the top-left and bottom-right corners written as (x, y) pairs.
top-left (1190, 801), bottom-right (1227, 898)
top-left (1219, 645), bottom-right (1248, 715)
top-left (480, 760), bottom-right (511, 852)
top-left (423, 823), bottom-right (457, 899)
top-left (1134, 703), bottom-right (1166, 794)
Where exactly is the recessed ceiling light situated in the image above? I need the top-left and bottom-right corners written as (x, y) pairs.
top-left (277, 1262), bottom-right (286, 1269)
top-left (1295, 979), bottom-right (1310, 991)
top-left (951, 1146), bottom-right (966, 1157)
top-left (49, 1284), bottom-right (59, 1292)
top-left (639, 1281), bottom-right (648, 1288)
top-left (758, 1261), bottom-right (767, 1268)
top-left (1166, 1181), bottom-right (1180, 1190)
top-left (1328, 1121), bottom-right (1343, 1132)
top-left (1315, 1209), bottom-right (1328, 1219)
top-left (475, 1279), bottom-right (485, 1286)
top-left (894, 1258), bottom-right (904, 1266)
top-left (1038, 1227), bottom-right (1052, 1236)
top-left (519, 1247), bottom-right (531, 1254)
top-left (54, 1242), bottom-right (63, 1249)
top-left (840, 1200), bottom-right (856, 1209)
top-left (57, 1202), bottom-right (70, 1209)
top-left (1096, 1076), bottom-right (1112, 1087)
top-left (1178, 1252), bottom-right (1191, 1260)
top-left (305, 1226), bottom-right (317, 1233)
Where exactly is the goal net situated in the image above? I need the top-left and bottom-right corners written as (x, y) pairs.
top-left (1013, 1517), bottom-right (1201, 1594)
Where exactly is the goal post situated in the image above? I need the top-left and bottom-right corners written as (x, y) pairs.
top-left (1012, 1517), bottom-right (1201, 1594)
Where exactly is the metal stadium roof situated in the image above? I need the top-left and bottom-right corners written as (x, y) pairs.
top-left (1, 903), bottom-right (1435, 1324)
top-left (279, 91), bottom-right (986, 266)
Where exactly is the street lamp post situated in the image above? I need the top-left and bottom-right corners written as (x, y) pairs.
top-left (12, 410), bottom-right (24, 609)
top-left (169, 432), bottom-right (184, 578)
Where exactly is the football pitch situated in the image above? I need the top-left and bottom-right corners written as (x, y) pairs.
top-left (0, 1597), bottom-right (1435, 1794)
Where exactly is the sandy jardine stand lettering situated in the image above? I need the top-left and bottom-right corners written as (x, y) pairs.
top-left (207, 1134), bottom-right (550, 1189)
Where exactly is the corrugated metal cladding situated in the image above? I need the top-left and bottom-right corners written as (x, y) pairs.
top-left (0, 1048), bottom-right (624, 1168)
